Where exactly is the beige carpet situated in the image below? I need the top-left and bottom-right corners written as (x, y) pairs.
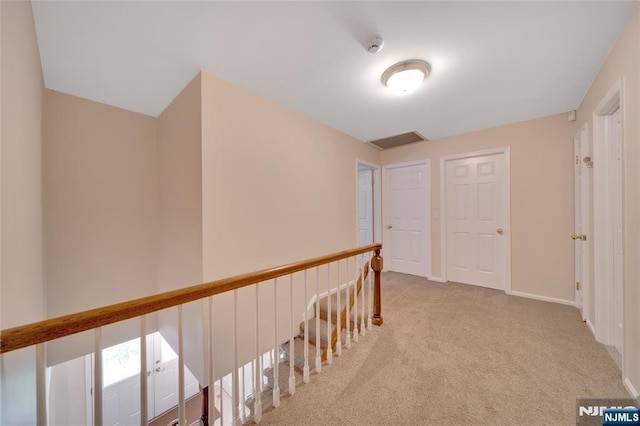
top-left (258, 272), bottom-right (630, 425)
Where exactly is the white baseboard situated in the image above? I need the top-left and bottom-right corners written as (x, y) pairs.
top-left (586, 320), bottom-right (596, 337)
top-left (507, 290), bottom-right (576, 307)
top-left (429, 276), bottom-right (446, 283)
top-left (624, 377), bottom-right (639, 400)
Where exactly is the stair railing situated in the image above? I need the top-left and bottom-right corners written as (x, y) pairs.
top-left (0, 244), bottom-right (383, 426)
top-left (324, 258), bottom-right (370, 362)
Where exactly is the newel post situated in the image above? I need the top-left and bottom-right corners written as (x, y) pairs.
top-left (371, 248), bottom-right (383, 326)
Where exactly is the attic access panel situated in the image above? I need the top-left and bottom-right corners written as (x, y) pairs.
top-left (367, 131), bottom-right (427, 150)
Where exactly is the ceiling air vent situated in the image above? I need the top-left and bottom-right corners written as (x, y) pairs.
top-left (367, 131), bottom-right (428, 150)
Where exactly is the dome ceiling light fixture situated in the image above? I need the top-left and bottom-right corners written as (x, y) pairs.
top-left (381, 60), bottom-right (431, 95)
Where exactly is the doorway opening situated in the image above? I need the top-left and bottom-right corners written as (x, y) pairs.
top-left (593, 79), bottom-right (625, 363)
top-left (356, 160), bottom-right (381, 264)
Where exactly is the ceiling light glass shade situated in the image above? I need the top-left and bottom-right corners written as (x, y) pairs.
top-left (381, 60), bottom-right (431, 95)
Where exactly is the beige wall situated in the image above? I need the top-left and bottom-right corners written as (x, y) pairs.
top-left (156, 74), bottom-right (204, 381)
top-left (575, 5), bottom-right (640, 397)
top-left (200, 71), bottom-right (380, 374)
top-left (43, 90), bottom-right (158, 316)
top-left (157, 74), bottom-right (203, 294)
top-left (201, 71), bottom-right (380, 279)
top-left (1, 1), bottom-right (45, 424)
top-left (1, 0), bottom-right (44, 332)
top-left (43, 90), bottom-right (158, 365)
top-left (381, 113), bottom-right (575, 302)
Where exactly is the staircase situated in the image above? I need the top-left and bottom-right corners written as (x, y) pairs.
top-left (249, 262), bottom-right (372, 419)
top-left (0, 244), bottom-right (383, 426)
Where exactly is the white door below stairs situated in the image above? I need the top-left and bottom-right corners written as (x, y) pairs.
top-left (101, 332), bottom-right (199, 425)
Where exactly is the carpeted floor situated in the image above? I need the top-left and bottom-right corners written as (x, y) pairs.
top-left (258, 272), bottom-right (630, 425)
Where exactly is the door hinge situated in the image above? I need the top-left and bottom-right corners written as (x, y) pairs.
top-left (576, 282), bottom-right (580, 291)
top-left (575, 155), bottom-right (579, 165)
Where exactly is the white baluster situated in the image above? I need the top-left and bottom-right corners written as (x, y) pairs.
top-left (335, 260), bottom-right (342, 357)
top-left (139, 316), bottom-right (148, 425)
top-left (353, 255), bottom-right (359, 343)
top-left (219, 378), bottom-right (224, 426)
top-left (254, 285), bottom-right (262, 422)
top-left (303, 270), bottom-right (310, 383)
top-left (345, 257), bottom-right (351, 349)
top-left (36, 343), bottom-right (47, 426)
top-left (326, 263), bottom-right (333, 364)
top-left (272, 279), bottom-right (280, 407)
top-left (314, 267), bottom-right (322, 373)
top-left (288, 275), bottom-right (295, 395)
top-left (360, 254), bottom-right (366, 337)
top-left (241, 365), bottom-right (246, 423)
top-left (368, 253), bottom-right (373, 331)
top-left (94, 328), bottom-right (103, 426)
top-left (232, 292), bottom-right (241, 426)
top-left (208, 297), bottom-right (216, 426)
top-left (178, 306), bottom-right (186, 426)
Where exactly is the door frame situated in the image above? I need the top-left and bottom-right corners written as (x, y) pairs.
top-left (592, 78), bottom-right (625, 357)
top-left (382, 159), bottom-right (432, 277)
top-left (440, 147), bottom-right (511, 291)
top-left (355, 159), bottom-right (382, 246)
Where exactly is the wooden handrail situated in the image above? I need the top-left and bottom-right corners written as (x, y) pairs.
top-left (0, 243), bottom-right (382, 354)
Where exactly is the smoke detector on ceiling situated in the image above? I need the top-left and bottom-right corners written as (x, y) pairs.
top-left (366, 36), bottom-right (384, 54)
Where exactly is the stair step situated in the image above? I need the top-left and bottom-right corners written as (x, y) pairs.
top-left (318, 292), bottom-right (369, 325)
top-left (262, 358), bottom-right (301, 392)
top-left (249, 359), bottom-right (304, 418)
top-left (281, 337), bottom-right (321, 372)
top-left (300, 318), bottom-right (335, 347)
top-left (317, 293), bottom-right (339, 321)
top-left (318, 313), bottom-right (363, 331)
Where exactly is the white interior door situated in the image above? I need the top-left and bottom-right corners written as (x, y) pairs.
top-left (385, 162), bottom-right (430, 277)
top-left (574, 131), bottom-right (584, 314)
top-left (99, 332), bottom-right (200, 423)
top-left (152, 333), bottom-right (199, 417)
top-left (101, 337), bottom-right (143, 426)
top-left (445, 153), bottom-right (507, 289)
top-left (573, 124), bottom-right (591, 322)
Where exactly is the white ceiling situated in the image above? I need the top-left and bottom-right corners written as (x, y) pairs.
top-left (32, 1), bottom-right (636, 142)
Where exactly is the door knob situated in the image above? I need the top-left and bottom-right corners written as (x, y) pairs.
top-left (146, 371), bottom-right (151, 377)
top-left (496, 227), bottom-right (504, 235)
top-left (155, 367), bottom-right (165, 373)
top-left (572, 234), bottom-right (587, 241)
top-left (386, 225), bottom-right (393, 230)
